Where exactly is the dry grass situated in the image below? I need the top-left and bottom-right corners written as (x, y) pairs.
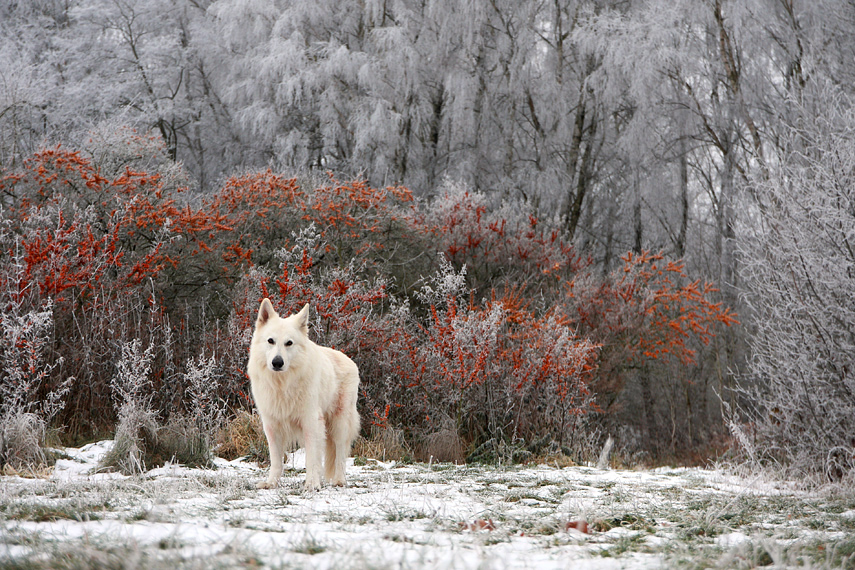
top-left (214, 409), bottom-right (267, 464)
top-left (352, 426), bottom-right (412, 462)
top-left (99, 402), bottom-right (159, 475)
top-left (531, 453), bottom-right (577, 469)
top-left (0, 412), bottom-right (49, 471)
top-left (419, 423), bottom-right (466, 463)
top-left (100, 406), bottom-right (216, 474)
top-left (156, 415), bottom-right (214, 468)
top-left (1, 463), bottom-right (54, 478)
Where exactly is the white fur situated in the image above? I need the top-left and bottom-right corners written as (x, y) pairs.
top-left (248, 299), bottom-right (360, 490)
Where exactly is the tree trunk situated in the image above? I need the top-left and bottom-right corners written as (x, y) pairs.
top-left (677, 137), bottom-right (689, 258)
top-left (633, 173), bottom-right (643, 254)
top-left (565, 103), bottom-right (596, 240)
top-left (639, 371), bottom-right (658, 453)
top-left (561, 86), bottom-right (587, 236)
top-left (426, 88), bottom-right (444, 189)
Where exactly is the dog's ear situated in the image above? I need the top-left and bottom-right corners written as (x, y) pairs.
top-left (257, 298), bottom-right (277, 326)
top-left (295, 303), bottom-right (310, 333)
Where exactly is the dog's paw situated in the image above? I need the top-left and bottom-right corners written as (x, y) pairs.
top-left (256, 480), bottom-right (277, 490)
top-left (303, 478), bottom-right (322, 491)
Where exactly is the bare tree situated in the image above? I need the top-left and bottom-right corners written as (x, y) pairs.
top-left (738, 87), bottom-right (855, 481)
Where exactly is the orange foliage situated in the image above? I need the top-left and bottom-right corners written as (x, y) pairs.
top-left (1, 143), bottom-right (738, 449)
top-left (567, 251), bottom-right (738, 367)
top-left (425, 188), bottom-right (585, 287)
top-left (384, 288), bottom-right (600, 441)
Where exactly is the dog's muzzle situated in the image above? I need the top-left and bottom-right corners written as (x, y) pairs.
top-left (271, 356), bottom-right (284, 371)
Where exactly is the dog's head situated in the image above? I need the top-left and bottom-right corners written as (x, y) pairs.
top-left (251, 299), bottom-right (309, 373)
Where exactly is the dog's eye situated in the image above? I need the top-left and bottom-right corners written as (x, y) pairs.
top-left (267, 338), bottom-right (275, 345)
top-left (285, 340), bottom-right (293, 347)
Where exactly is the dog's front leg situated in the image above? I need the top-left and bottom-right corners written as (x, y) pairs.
top-left (258, 420), bottom-right (284, 489)
top-left (303, 414), bottom-right (324, 490)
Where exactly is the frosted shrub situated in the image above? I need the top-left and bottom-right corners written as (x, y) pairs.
top-left (423, 181), bottom-right (583, 294)
top-left (0, 242), bottom-right (71, 468)
top-left (103, 332), bottom-right (221, 471)
top-left (184, 353), bottom-right (226, 452)
top-left (102, 402), bottom-right (159, 475)
top-left (563, 251), bottom-right (736, 455)
top-left (102, 339), bottom-right (158, 475)
top-left (419, 294), bottom-right (507, 431)
top-left (0, 411), bottom-right (48, 470)
top-left (738, 91), bottom-right (855, 481)
top-left (393, 261), bottom-right (601, 459)
top-left (1, 304), bottom-right (61, 418)
top-left (415, 255), bottom-right (468, 307)
top-left (508, 312), bottom-right (600, 449)
top-left (110, 339), bottom-right (155, 412)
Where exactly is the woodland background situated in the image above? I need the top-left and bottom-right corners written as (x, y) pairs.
top-left (0, 0), bottom-right (853, 482)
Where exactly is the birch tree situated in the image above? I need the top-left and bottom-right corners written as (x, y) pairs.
top-left (66, 0), bottom-right (234, 190)
top-left (566, 0), bottom-right (789, 450)
top-left (209, 0), bottom-right (376, 175)
top-left (0, 1), bottom-right (71, 170)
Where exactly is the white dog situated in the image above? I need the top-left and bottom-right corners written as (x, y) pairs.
top-left (248, 299), bottom-right (360, 489)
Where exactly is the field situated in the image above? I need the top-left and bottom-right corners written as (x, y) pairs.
top-left (1, 442), bottom-right (854, 569)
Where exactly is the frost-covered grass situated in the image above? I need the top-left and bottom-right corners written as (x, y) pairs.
top-left (1, 442), bottom-right (854, 569)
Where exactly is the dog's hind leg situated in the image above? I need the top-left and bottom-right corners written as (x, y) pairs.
top-left (326, 407), bottom-right (359, 486)
top-left (327, 433), bottom-right (349, 486)
top-left (324, 435), bottom-right (337, 483)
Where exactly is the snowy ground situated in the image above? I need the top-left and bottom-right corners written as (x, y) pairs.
top-left (2, 442), bottom-right (854, 569)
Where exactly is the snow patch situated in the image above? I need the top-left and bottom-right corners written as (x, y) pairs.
top-left (1, 442), bottom-right (849, 569)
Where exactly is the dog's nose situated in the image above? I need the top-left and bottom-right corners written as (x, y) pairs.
top-left (271, 356), bottom-right (284, 370)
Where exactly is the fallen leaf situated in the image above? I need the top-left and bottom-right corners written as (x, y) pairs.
top-left (460, 519), bottom-right (495, 531)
